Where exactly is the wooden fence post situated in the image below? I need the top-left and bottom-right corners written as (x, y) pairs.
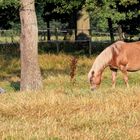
top-left (88, 29), bottom-right (92, 56)
top-left (55, 28), bottom-right (59, 53)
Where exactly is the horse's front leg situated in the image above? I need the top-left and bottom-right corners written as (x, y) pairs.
top-left (111, 69), bottom-right (117, 88)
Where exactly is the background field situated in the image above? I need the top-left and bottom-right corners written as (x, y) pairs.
top-left (0, 53), bottom-right (140, 140)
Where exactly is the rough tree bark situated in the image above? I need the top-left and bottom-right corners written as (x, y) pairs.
top-left (20, 0), bottom-right (43, 91)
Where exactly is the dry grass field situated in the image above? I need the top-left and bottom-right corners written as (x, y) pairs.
top-left (0, 53), bottom-right (140, 140)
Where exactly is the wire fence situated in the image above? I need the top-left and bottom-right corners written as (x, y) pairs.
top-left (0, 28), bottom-right (116, 43)
top-left (1, 28), bottom-right (138, 55)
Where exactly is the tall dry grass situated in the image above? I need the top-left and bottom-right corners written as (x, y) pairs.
top-left (0, 53), bottom-right (140, 140)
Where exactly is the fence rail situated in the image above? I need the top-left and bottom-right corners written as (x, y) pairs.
top-left (0, 28), bottom-right (139, 55)
top-left (0, 29), bottom-right (116, 43)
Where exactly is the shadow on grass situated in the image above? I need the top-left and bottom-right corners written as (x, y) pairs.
top-left (41, 68), bottom-right (70, 78)
top-left (10, 81), bottom-right (20, 91)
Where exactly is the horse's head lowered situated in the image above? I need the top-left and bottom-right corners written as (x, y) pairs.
top-left (88, 44), bottom-right (114, 90)
top-left (88, 70), bottom-right (102, 90)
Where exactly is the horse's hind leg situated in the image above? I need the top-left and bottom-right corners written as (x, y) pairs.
top-left (122, 71), bottom-right (129, 87)
top-left (110, 68), bottom-right (117, 88)
top-left (120, 65), bottom-right (129, 87)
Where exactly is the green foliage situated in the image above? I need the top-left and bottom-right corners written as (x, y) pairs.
top-left (120, 0), bottom-right (139, 6)
top-left (53, 0), bottom-right (85, 14)
top-left (0, 0), bottom-right (19, 29)
top-left (87, 0), bottom-right (126, 22)
top-left (0, 0), bottom-right (19, 8)
top-left (87, 0), bottom-right (140, 33)
top-left (36, 0), bottom-right (85, 14)
top-left (0, 0), bottom-right (140, 34)
top-left (36, 0), bottom-right (85, 30)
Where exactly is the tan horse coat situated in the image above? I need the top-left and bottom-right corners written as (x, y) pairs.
top-left (88, 41), bottom-right (140, 90)
top-left (109, 41), bottom-right (140, 72)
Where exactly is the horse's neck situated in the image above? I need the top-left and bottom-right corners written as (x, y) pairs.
top-left (91, 41), bottom-right (124, 74)
top-left (93, 47), bottom-right (113, 73)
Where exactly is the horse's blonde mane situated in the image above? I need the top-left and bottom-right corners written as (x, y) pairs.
top-left (88, 41), bottom-right (124, 81)
top-left (112, 41), bottom-right (124, 54)
top-left (92, 47), bottom-right (113, 72)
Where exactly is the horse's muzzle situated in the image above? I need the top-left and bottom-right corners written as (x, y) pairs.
top-left (90, 86), bottom-right (96, 91)
top-left (90, 84), bottom-right (100, 91)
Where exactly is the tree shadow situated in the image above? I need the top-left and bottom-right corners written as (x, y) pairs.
top-left (41, 68), bottom-right (70, 79)
top-left (10, 81), bottom-right (20, 91)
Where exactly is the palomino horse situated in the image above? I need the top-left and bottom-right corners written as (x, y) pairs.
top-left (88, 41), bottom-right (140, 90)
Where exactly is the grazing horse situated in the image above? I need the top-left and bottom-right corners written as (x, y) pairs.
top-left (88, 41), bottom-right (140, 90)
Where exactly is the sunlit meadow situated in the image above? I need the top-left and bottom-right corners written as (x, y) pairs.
top-left (0, 53), bottom-right (140, 140)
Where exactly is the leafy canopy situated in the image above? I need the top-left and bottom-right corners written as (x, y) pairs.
top-left (86, 0), bottom-right (140, 31)
top-left (0, 0), bottom-right (19, 7)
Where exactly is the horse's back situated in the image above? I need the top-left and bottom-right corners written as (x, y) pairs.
top-left (123, 41), bottom-right (140, 58)
top-left (110, 41), bottom-right (140, 71)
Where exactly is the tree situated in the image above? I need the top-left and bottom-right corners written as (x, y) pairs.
top-left (116, 0), bottom-right (140, 39)
top-left (41, 2), bottom-right (67, 40)
top-left (39, 0), bottom-right (86, 40)
top-left (86, 0), bottom-right (140, 40)
top-left (0, 0), bottom-right (19, 29)
top-left (20, 0), bottom-right (43, 91)
top-left (77, 6), bottom-right (90, 36)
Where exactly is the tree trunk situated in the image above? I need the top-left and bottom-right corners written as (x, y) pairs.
top-left (67, 11), bottom-right (77, 41)
top-left (77, 7), bottom-right (90, 37)
top-left (107, 18), bottom-right (114, 43)
top-left (20, 0), bottom-right (43, 91)
top-left (118, 24), bottom-right (124, 41)
top-left (47, 20), bottom-right (50, 40)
